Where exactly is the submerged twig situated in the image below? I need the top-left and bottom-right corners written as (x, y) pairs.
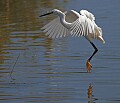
top-left (10, 53), bottom-right (20, 80)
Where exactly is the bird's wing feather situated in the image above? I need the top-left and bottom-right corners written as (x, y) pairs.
top-left (80, 10), bottom-right (95, 21)
top-left (70, 15), bottom-right (105, 43)
top-left (70, 16), bottom-right (96, 37)
top-left (41, 10), bottom-right (80, 38)
top-left (41, 17), bottom-right (70, 38)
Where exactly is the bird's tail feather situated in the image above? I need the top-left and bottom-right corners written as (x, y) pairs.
top-left (98, 36), bottom-right (105, 44)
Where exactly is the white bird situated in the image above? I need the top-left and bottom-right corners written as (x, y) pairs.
top-left (40, 9), bottom-right (105, 72)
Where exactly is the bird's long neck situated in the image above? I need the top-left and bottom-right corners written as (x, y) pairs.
top-left (58, 13), bottom-right (71, 29)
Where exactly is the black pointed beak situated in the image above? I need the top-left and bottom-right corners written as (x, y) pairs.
top-left (39, 11), bottom-right (53, 17)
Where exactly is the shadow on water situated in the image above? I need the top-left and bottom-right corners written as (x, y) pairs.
top-left (0, 0), bottom-right (120, 103)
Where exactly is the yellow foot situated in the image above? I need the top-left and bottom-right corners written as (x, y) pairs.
top-left (86, 60), bottom-right (92, 73)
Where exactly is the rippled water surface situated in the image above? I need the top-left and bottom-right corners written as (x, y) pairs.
top-left (0, 0), bottom-right (120, 103)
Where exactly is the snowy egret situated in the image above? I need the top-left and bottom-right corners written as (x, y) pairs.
top-left (40, 9), bottom-right (105, 72)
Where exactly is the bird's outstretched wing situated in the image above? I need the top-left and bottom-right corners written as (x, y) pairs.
top-left (70, 10), bottom-right (104, 42)
top-left (41, 10), bottom-right (79, 38)
top-left (41, 17), bottom-right (70, 38)
top-left (70, 16), bottom-right (95, 37)
top-left (70, 16), bottom-right (105, 43)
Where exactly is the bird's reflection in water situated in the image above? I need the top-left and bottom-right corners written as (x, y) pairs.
top-left (87, 83), bottom-right (94, 103)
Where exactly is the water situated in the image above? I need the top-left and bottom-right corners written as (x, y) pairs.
top-left (0, 0), bottom-right (120, 103)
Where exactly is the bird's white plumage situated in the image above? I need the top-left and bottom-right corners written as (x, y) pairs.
top-left (41, 9), bottom-right (105, 43)
top-left (41, 17), bottom-right (70, 38)
top-left (80, 10), bottom-right (95, 21)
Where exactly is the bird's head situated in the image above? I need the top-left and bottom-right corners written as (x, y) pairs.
top-left (39, 9), bottom-right (62, 17)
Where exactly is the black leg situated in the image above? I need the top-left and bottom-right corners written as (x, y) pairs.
top-left (88, 42), bottom-right (98, 61)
